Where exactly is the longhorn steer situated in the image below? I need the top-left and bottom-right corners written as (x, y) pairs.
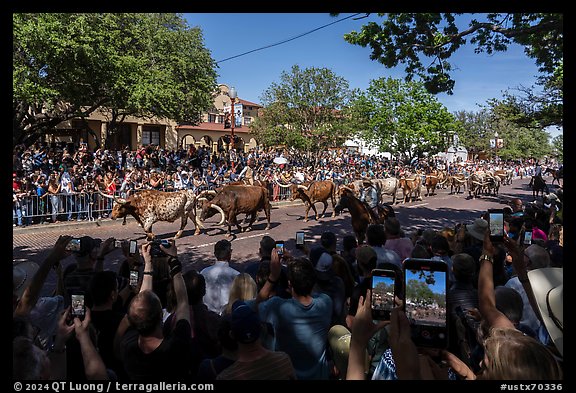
top-left (198, 185), bottom-right (271, 236)
top-left (99, 189), bottom-right (203, 240)
top-left (278, 180), bottom-right (337, 222)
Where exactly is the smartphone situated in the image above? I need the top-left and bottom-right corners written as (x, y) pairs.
top-left (71, 293), bottom-right (86, 319)
top-left (66, 238), bottom-right (81, 252)
top-left (129, 240), bottom-right (138, 255)
top-left (371, 269), bottom-right (397, 320)
top-left (150, 239), bottom-right (169, 257)
top-left (129, 270), bottom-right (139, 287)
top-left (275, 241), bottom-right (284, 256)
top-left (295, 231), bottom-right (305, 246)
top-left (488, 209), bottom-right (505, 242)
top-left (523, 230), bottom-right (533, 245)
top-left (403, 258), bottom-right (448, 349)
top-left (114, 240), bottom-right (122, 248)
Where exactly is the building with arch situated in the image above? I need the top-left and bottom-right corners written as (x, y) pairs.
top-left (48, 84), bottom-right (262, 153)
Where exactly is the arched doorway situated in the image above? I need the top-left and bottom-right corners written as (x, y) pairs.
top-left (181, 134), bottom-right (196, 149)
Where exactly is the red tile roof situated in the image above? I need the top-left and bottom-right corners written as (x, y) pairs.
top-left (177, 122), bottom-right (252, 133)
top-left (238, 98), bottom-right (262, 107)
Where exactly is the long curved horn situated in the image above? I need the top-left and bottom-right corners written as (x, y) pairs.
top-left (194, 213), bottom-right (205, 229)
top-left (297, 184), bottom-right (309, 190)
top-left (97, 189), bottom-right (126, 204)
top-left (197, 197), bottom-right (209, 202)
top-left (210, 203), bottom-right (226, 225)
top-left (196, 190), bottom-right (216, 199)
top-left (275, 180), bottom-right (292, 188)
top-left (339, 185), bottom-right (354, 192)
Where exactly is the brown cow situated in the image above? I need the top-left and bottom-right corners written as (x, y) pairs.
top-left (399, 175), bottom-right (422, 203)
top-left (98, 189), bottom-right (203, 240)
top-left (198, 185), bottom-right (271, 236)
top-left (278, 180), bottom-right (337, 222)
top-left (424, 173), bottom-right (439, 197)
top-left (449, 174), bottom-right (467, 194)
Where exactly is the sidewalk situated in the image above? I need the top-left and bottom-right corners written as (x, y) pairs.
top-left (13, 199), bottom-right (302, 235)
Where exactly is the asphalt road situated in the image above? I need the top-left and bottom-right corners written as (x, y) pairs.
top-left (13, 176), bottom-right (555, 297)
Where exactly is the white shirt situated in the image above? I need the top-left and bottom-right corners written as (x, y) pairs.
top-left (200, 260), bottom-right (240, 315)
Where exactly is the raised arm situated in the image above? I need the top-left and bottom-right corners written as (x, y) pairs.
top-left (478, 230), bottom-right (516, 330)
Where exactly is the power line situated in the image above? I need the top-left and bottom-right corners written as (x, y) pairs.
top-left (216, 13), bottom-right (364, 64)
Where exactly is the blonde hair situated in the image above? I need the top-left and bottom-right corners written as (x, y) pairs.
top-left (224, 273), bottom-right (257, 315)
top-left (479, 328), bottom-right (562, 380)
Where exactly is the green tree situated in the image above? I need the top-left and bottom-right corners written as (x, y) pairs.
top-left (406, 279), bottom-right (435, 306)
top-left (347, 77), bottom-right (459, 163)
top-left (341, 13), bottom-right (563, 96)
top-left (551, 135), bottom-right (563, 162)
top-left (13, 13), bottom-right (217, 149)
top-left (249, 65), bottom-right (354, 152)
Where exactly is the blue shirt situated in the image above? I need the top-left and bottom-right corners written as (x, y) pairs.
top-left (258, 293), bottom-right (332, 380)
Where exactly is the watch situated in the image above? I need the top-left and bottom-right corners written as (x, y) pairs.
top-left (479, 254), bottom-right (494, 264)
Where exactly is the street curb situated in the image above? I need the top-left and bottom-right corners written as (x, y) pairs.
top-left (13, 200), bottom-right (303, 235)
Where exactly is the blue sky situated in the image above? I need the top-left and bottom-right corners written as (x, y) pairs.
top-left (185, 13), bottom-right (561, 138)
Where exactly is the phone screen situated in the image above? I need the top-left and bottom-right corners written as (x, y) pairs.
top-left (114, 240), bottom-right (122, 248)
top-left (71, 294), bottom-right (85, 318)
top-left (371, 269), bottom-right (396, 320)
top-left (296, 232), bottom-right (305, 245)
top-left (130, 270), bottom-right (139, 287)
top-left (275, 241), bottom-right (284, 255)
top-left (403, 259), bottom-right (448, 348)
top-left (489, 209), bottom-right (504, 241)
top-left (129, 240), bottom-right (137, 255)
top-left (66, 238), bottom-right (81, 252)
top-left (523, 231), bottom-right (533, 245)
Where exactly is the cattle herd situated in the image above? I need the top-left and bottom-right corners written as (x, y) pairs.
top-left (102, 167), bottom-right (518, 242)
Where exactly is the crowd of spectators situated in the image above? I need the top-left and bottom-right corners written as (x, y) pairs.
top-left (13, 183), bottom-right (563, 380)
top-left (13, 141), bottom-right (555, 227)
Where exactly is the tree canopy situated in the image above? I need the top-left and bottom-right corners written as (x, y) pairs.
top-left (13, 13), bottom-right (217, 149)
top-left (341, 13), bottom-right (563, 96)
top-left (249, 65), bottom-right (354, 152)
top-left (345, 77), bottom-right (460, 163)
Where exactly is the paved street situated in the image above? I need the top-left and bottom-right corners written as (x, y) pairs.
top-left (13, 176), bottom-right (554, 296)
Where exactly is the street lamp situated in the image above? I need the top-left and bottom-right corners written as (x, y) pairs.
top-left (229, 87), bottom-right (237, 170)
top-left (494, 131), bottom-right (499, 163)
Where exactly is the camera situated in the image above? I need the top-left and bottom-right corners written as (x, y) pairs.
top-left (150, 239), bottom-right (171, 257)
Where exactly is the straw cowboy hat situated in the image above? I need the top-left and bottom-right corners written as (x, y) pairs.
top-left (466, 218), bottom-right (488, 242)
top-left (528, 267), bottom-right (563, 357)
top-left (13, 262), bottom-right (39, 300)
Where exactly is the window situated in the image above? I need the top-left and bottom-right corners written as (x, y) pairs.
top-left (208, 114), bottom-right (217, 123)
top-left (244, 117), bottom-right (251, 126)
top-left (218, 115), bottom-right (225, 124)
top-left (142, 126), bottom-right (160, 145)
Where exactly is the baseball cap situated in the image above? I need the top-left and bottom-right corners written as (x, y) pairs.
top-left (310, 246), bottom-right (333, 281)
top-left (231, 301), bottom-right (261, 344)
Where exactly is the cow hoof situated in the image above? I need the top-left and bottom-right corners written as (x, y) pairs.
top-left (303, 219), bottom-right (308, 223)
top-left (244, 227), bottom-right (252, 232)
top-left (194, 231), bottom-right (200, 236)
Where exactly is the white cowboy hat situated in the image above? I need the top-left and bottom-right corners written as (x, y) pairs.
top-left (13, 262), bottom-right (40, 300)
top-left (466, 218), bottom-right (488, 242)
top-left (528, 267), bottom-right (563, 357)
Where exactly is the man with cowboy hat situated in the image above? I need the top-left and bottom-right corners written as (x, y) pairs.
top-left (360, 178), bottom-right (380, 223)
